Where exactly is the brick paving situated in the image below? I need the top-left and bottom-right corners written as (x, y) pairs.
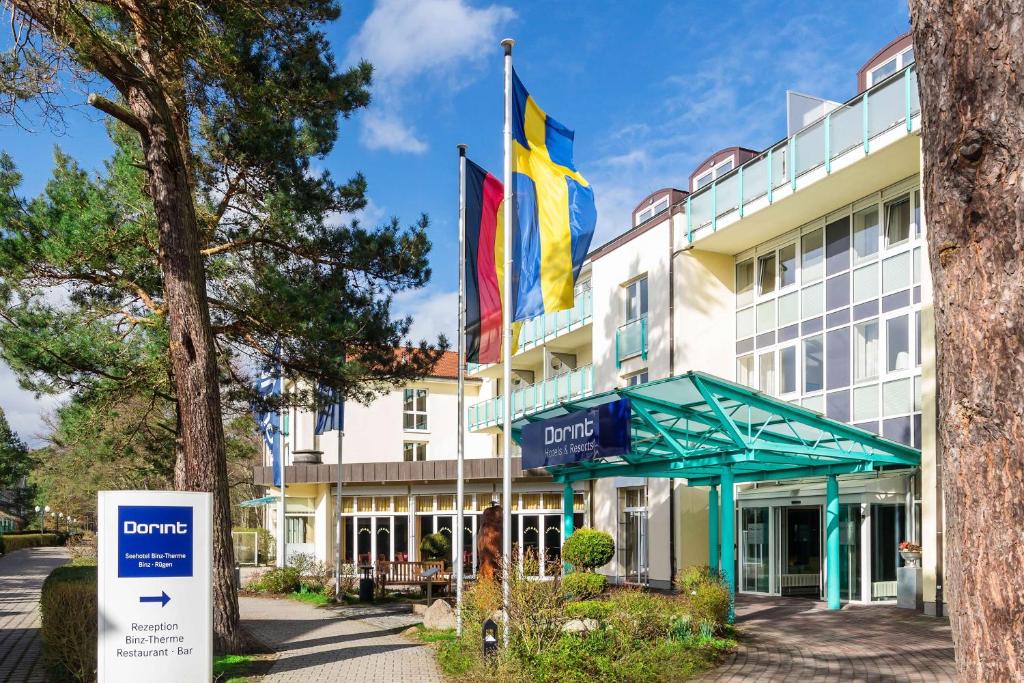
top-left (0, 547), bottom-right (70, 683)
top-left (240, 596), bottom-right (443, 682)
top-left (702, 594), bottom-right (957, 682)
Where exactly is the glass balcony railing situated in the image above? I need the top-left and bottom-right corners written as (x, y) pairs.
top-left (467, 364), bottom-right (595, 431)
top-left (517, 287), bottom-right (593, 350)
top-left (685, 64), bottom-right (921, 242)
top-left (615, 317), bottom-right (647, 367)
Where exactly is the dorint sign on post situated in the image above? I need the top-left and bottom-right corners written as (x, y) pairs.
top-left (521, 398), bottom-right (632, 469)
top-left (98, 490), bottom-right (212, 682)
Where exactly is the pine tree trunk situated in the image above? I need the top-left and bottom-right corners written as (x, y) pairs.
top-left (909, 2), bottom-right (1024, 678)
top-left (135, 97), bottom-right (243, 654)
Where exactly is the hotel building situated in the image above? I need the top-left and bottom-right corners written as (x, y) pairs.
top-left (254, 32), bottom-right (944, 615)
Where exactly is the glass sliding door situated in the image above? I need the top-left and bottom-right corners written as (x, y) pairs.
top-left (741, 507), bottom-right (770, 593)
top-left (618, 487), bottom-right (648, 584)
top-left (870, 504), bottom-right (905, 600)
top-left (839, 504), bottom-right (862, 601)
top-left (779, 506), bottom-right (821, 597)
top-left (522, 514), bottom-right (541, 576)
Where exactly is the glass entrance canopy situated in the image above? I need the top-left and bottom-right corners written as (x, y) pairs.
top-left (511, 371), bottom-right (921, 619)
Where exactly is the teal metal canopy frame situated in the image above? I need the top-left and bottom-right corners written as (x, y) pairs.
top-left (511, 371), bottom-right (920, 619)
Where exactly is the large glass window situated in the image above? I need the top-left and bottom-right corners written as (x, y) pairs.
top-left (780, 346), bottom-right (798, 394)
top-left (804, 336), bottom-right (823, 393)
top-left (403, 388), bottom-right (428, 430)
top-left (403, 441), bottom-right (427, 462)
top-left (853, 319), bottom-right (879, 382)
top-left (886, 315), bottom-right (910, 372)
top-left (779, 243), bottom-right (798, 288)
top-left (737, 355), bottom-right (755, 387)
top-left (758, 254), bottom-right (776, 295)
top-left (870, 504), bottom-right (905, 600)
top-left (736, 260), bottom-right (754, 306)
top-left (802, 228), bottom-right (824, 282)
top-left (885, 196), bottom-right (911, 247)
top-left (758, 351), bottom-right (776, 395)
top-left (626, 277), bottom-right (648, 322)
top-left (852, 205), bottom-right (880, 262)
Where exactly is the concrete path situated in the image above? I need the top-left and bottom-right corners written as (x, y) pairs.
top-left (0, 547), bottom-right (70, 683)
top-left (703, 594), bottom-right (957, 682)
top-left (240, 597), bottom-right (444, 683)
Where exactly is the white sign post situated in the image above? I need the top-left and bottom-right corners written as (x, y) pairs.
top-left (98, 490), bottom-right (212, 683)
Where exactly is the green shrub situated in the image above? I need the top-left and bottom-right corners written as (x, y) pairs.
top-left (561, 528), bottom-right (614, 571)
top-left (563, 599), bottom-right (613, 621)
top-left (675, 565), bottom-right (730, 634)
top-left (419, 532), bottom-right (450, 563)
top-left (605, 589), bottom-right (682, 643)
top-left (561, 571), bottom-right (607, 601)
top-left (1, 533), bottom-right (62, 553)
top-left (40, 565), bottom-right (97, 682)
top-left (246, 566), bottom-right (300, 594)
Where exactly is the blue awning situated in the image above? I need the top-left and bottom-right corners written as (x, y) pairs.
top-left (240, 495), bottom-right (279, 508)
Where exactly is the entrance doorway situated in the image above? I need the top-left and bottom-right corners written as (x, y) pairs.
top-left (778, 506), bottom-right (821, 597)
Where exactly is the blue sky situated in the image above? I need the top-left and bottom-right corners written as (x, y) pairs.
top-left (0, 0), bottom-right (911, 444)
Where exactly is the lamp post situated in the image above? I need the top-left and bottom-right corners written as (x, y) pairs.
top-left (57, 512), bottom-right (64, 533)
top-left (35, 505), bottom-right (42, 532)
top-left (44, 506), bottom-right (50, 532)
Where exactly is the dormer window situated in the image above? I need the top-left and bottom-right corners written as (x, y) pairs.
top-left (867, 46), bottom-right (914, 86)
top-left (634, 196), bottom-right (670, 226)
top-left (693, 157), bottom-right (735, 191)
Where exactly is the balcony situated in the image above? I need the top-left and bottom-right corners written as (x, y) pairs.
top-left (615, 317), bottom-right (647, 367)
top-left (684, 64), bottom-right (921, 253)
top-left (467, 364), bottom-right (594, 431)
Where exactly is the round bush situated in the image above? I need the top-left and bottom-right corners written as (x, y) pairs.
top-left (561, 528), bottom-right (614, 570)
top-left (419, 532), bottom-right (451, 562)
top-left (561, 571), bottom-right (607, 600)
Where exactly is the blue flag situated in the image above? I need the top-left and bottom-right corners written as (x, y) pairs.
top-left (254, 372), bottom-right (283, 487)
top-left (314, 385), bottom-right (345, 434)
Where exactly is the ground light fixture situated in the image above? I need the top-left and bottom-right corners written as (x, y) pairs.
top-left (482, 618), bottom-right (498, 657)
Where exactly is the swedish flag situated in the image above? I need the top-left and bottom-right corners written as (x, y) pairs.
top-left (508, 68), bottom-right (597, 322)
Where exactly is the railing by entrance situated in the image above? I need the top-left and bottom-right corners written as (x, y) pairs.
top-left (467, 364), bottom-right (594, 431)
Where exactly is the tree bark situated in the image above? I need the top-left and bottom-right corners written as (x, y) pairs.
top-left (909, 2), bottom-right (1024, 679)
top-left (133, 93), bottom-right (242, 653)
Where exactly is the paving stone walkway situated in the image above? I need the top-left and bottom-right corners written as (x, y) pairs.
top-left (702, 594), bottom-right (957, 682)
top-left (240, 596), bottom-right (444, 683)
top-left (0, 547), bottom-right (70, 683)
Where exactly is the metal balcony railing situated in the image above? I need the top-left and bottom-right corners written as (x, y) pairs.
top-left (685, 64), bottom-right (921, 242)
top-left (467, 364), bottom-right (595, 431)
top-left (517, 287), bottom-right (593, 350)
top-left (615, 317), bottom-right (647, 367)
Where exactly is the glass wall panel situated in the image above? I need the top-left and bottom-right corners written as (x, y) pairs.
top-left (827, 389), bottom-right (850, 421)
top-left (883, 378), bottom-right (912, 416)
top-left (870, 504), bottom-right (905, 600)
top-left (804, 336), bottom-right (824, 393)
top-left (742, 507), bottom-right (770, 593)
top-left (756, 300), bottom-right (775, 332)
top-left (803, 394), bottom-right (824, 413)
top-left (771, 143), bottom-right (788, 189)
top-left (690, 190), bottom-right (712, 229)
top-left (826, 272), bottom-right (850, 311)
top-left (868, 76), bottom-right (906, 137)
top-left (780, 346), bottom-right (798, 394)
top-left (795, 120), bottom-right (825, 175)
top-left (854, 384), bottom-right (880, 421)
top-left (736, 259), bottom-right (754, 306)
top-left (737, 355), bottom-right (755, 387)
top-left (839, 504), bottom-right (862, 601)
top-left (394, 515), bottom-right (409, 561)
top-left (883, 252), bottom-right (911, 293)
top-left (802, 283), bottom-right (824, 318)
top-left (779, 243), bottom-right (798, 288)
top-left (802, 228), bottom-right (824, 282)
top-left (885, 196), bottom-right (911, 247)
top-left (853, 319), bottom-right (879, 381)
top-left (825, 217), bottom-right (851, 275)
top-left (830, 99), bottom-right (863, 156)
top-left (852, 206), bottom-right (880, 262)
top-left (853, 263), bottom-right (879, 302)
top-left (716, 173), bottom-right (740, 216)
top-left (826, 326), bottom-right (850, 389)
top-left (886, 315), bottom-right (910, 372)
top-left (759, 351), bottom-right (776, 395)
top-left (883, 416), bottom-right (912, 445)
top-left (758, 254), bottom-right (776, 295)
top-left (778, 292), bottom-right (799, 326)
top-left (742, 156), bottom-right (769, 203)
top-left (737, 307), bottom-right (754, 339)
top-left (543, 514), bottom-right (562, 569)
top-left (375, 517), bottom-right (391, 562)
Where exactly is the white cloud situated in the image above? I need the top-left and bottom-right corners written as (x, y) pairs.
top-left (0, 362), bottom-right (63, 449)
top-left (392, 287), bottom-right (458, 344)
top-left (360, 111), bottom-right (429, 154)
top-left (347, 0), bottom-right (515, 154)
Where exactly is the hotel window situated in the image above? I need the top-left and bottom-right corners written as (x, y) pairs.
top-left (625, 277), bottom-right (648, 322)
top-left (627, 370), bottom-right (649, 386)
top-left (853, 319), bottom-right (880, 382)
top-left (804, 335), bottom-right (823, 393)
top-left (403, 441), bottom-right (427, 462)
top-left (758, 351), bottom-right (776, 395)
top-left (736, 259), bottom-right (754, 307)
top-left (779, 243), bottom-right (798, 288)
top-left (779, 345), bottom-right (798, 395)
top-left (757, 253), bottom-right (776, 295)
top-left (693, 158), bottom-right (735, 191)
top-left (635, 197), bottom-right (669, 226)
top-left (802, 228), bottom-right (824, 283)
top-left (867, 47), bottom-right (914, 87)
top-left (852, 205), bottom-right (879, 262)
top-left (886, 314), bottom-right (911, 372)
top-left (403, 388), bottom-right (428, 430)
top-left (884, 195), bottom-right (911, 248)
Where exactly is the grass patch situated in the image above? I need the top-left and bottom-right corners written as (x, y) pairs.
top-left (411, 625), bottom-right (459, 644)
top-left (288, 588), bottom-right (332, 606)
top-left (214, 653), bottom-right (275, 682)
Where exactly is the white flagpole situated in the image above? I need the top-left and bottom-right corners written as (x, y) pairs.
top-left (334, 405), bottom-right (345, 600)
top-left (277, 405), bottom-right (288, 568)
top-left (456, 143), bottom-right (468, 635)
top-left (500, 36), bottom-right (515, 648)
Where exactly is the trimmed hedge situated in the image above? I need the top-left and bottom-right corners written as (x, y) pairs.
top-left (561, 571), bottom-right (607, 600)
top-left (561, 528), bottom-right (614, 570)
top-left (40, 565), bottom-right (97, 682)
top-left (0, 533), bottom-right (62, 554)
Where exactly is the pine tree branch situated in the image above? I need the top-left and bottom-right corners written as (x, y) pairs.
top-left (87, 93), bottom-right (147, 134)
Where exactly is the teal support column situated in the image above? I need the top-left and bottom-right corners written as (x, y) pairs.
top-left (562, 482), bottom-right (575, 574)
top-left (708, 485), bottom-right (719, 571)
top-left (826, 473), bottom-right (841, 610)
top-left (720, 468), bottom-right (735, 623)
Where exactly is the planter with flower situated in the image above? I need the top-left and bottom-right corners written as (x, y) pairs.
top-left (899, 541), bottom-right (922, 566)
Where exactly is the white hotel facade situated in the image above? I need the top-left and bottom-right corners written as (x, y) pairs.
top-left (257, 32), bottom-right (946, 615)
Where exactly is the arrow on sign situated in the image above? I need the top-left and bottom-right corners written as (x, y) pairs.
top-left (139, 591), bottom-right (171, 607)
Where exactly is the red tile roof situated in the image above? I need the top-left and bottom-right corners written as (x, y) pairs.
top-left (428, 350), bottom-right (460, 379)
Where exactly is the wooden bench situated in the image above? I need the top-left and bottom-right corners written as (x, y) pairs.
top-left (375, 560), bottom-right (451, 594)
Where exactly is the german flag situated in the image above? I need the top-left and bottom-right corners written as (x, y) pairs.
top-left (465, 159), bottom-right (504, 364)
